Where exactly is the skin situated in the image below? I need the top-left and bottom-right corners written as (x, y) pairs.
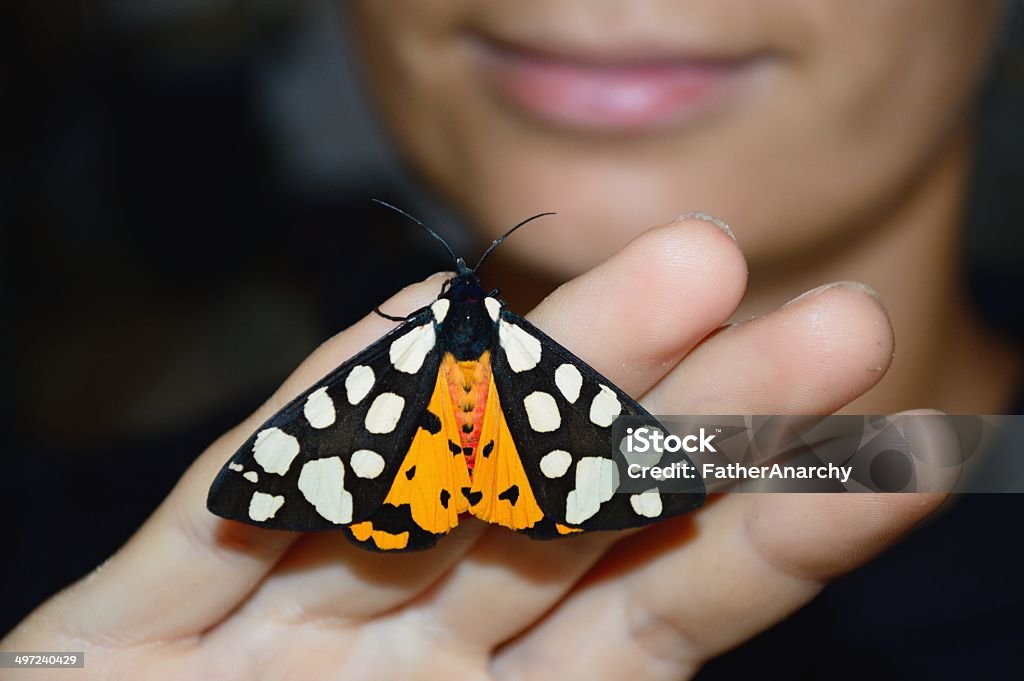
top-left (5, 1), bottom-right (1020, 679)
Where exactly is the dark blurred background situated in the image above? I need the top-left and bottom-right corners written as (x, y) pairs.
top-left (3, 0), bottom-right (1023, 659)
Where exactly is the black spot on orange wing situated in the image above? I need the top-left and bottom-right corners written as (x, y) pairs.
top-left (482, 441), bottom-right (494, 458)
top-left (420, 410), bottom-right (442, 434)
top-left (498, 485), bottom-right (520, 506)
top-left (440, 489), bottom-right (451, 509)
top-left (448, 440), bottom-right (462, 455)
top-left (405, 465), bottom-right (416, 480)
top-left (461, 487), bottom-right (484, 506)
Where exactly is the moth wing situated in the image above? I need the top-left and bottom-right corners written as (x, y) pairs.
top-left (207, 307), bottom-right (467, 550)
top-left (463, 366), bottom-right (548, 531)
top-left (344, 366), bottom-right (472, 551)
top-left (489, 309), bottom-right (705, 537)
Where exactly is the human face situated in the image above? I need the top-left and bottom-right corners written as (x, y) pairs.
top-left (347, 1), bottom-right (1005, 276)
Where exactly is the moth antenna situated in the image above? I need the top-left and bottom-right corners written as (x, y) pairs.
top-left (473, 212), bottom-right (556, 273)
top-left (372, 198), bottom-right (459, 267)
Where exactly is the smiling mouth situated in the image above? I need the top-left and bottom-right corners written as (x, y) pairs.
top-left (467, 33), bottom-right (770, 134)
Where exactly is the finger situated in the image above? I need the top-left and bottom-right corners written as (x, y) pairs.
top-left (644, 280), bottom-right (895, 415)
top-left (419, 216), bottom-right (747, 648)
top-left (231, 517), bottom-right (487, 626)
top-left (38, 273), bottom-right (453, 644)
top-left (530, 215), bottom-right (747, 396)
top-left (494, 491), bottom-right (945, 681)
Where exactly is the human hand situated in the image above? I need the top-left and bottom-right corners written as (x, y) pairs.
top-left (2, 216), bottom-right (945, 680)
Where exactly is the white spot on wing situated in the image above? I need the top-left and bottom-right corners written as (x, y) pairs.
top-left (252, 428), bottom-right (300, 475)
top-left (243, 471), bottom-right (259, 483)
top-left (484, 297), bottom-right (501, 322)
top-left (431, 298), bottom-right (450, 323)
top-left (345, 365), bottom-right (375, 405)
top-left (350, 449), bottom-right (386, 479)
top-left (540, 450), bottom-right (572, 478)
top-left (365, 392), bottom-right (405, 434)
top-left (298, 456), bottom-right (353, 524)
top-left (248, 492), bottom-right (284, 522)
top-left (554, 364), bottom-right (583, 403)
top-left (564, 457), bottom-right (617, 524)
top-left (390, 323), bottom-right (436, 374)
top-left (303, 387), bottom-right (336, 429)
top-left (499, 321), bottom-right (541, 372)
top-left (589, 385), bottom-right (622, 427)
top-left (630, 490), bottom-right (663, 518)
top-left (524, 391), bottom-right (560, 432)
top-left (228, 462), bottom-right (243, 472)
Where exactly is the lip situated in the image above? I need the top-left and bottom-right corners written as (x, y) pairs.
top-left (469, 34), bottom-right (767, 134)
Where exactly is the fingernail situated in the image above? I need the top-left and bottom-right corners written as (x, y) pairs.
top-left (676, 211), bottom-right (736, 241)
top-left (781, 280), bottom-right (883, 309)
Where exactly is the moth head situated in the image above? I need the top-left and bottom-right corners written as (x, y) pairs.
top-left (444, 269), bottom-right (486, 303)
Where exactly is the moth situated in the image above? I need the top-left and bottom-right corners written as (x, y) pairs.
top-left (207, 203), bottom-right (705, 551)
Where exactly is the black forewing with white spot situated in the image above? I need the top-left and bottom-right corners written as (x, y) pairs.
top-left (207, 307), bottom-right (442, 531)
top-left (491, 308), bottom-right (705, 536)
